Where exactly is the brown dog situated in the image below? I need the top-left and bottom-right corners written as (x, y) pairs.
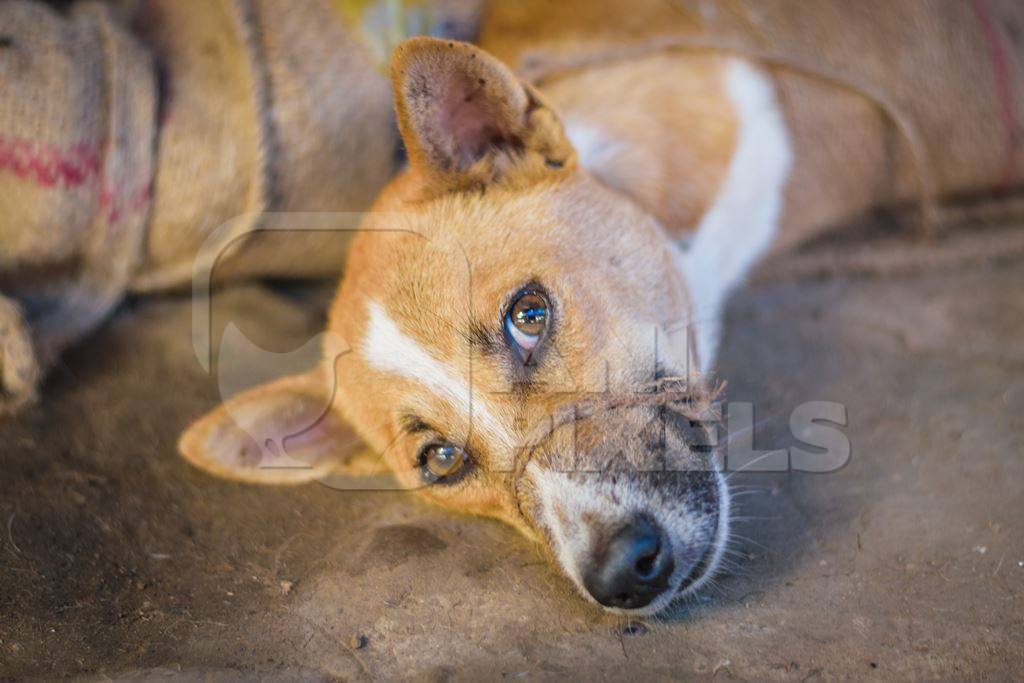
top-left (176, 2), bottom-right (1021, 615)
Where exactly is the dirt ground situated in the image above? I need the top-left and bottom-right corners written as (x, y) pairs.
top-left (1, 247), bottom-right (1022, 680)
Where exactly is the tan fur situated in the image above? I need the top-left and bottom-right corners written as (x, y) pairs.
top-left (180, 2), bottom-right (1024, 610)
top-left (391, 37), bottom-right (576, 196)
top-left (183, 38), bottom-right (707, 550)
top-left (482, 0), bottom-right (1024, 246)
top-left (541, 53), bottom-right (737, 238)
top-left (179, 366), bottom-right (393, 485)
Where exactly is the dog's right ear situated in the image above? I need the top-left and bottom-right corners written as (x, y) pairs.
top-left (390, 37), bottom-right (574, 192)
top-left (178, 368), bottom-right (382, 485)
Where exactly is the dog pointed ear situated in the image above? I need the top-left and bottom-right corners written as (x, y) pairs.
top-left (391, 37), bottom-right (574, 190)
top-left (179, 368), bottom-right (384, 484)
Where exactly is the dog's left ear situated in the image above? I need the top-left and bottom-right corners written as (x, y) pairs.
top-left (391, 37), bottom-right (574, 191)
top-left (179, 368), bottom-right (384, 485)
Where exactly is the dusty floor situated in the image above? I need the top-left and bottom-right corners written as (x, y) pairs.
top-left (1, 252), bottom-right (1022, 680)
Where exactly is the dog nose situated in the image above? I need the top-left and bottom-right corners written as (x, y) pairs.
top-left (582, 515), bottom-right (675, 609)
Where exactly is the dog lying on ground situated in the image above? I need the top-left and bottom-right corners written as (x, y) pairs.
top-left (3, 0), bottom-right (1018, 615)
top-left (180, 0), bottom-right (1024, 616)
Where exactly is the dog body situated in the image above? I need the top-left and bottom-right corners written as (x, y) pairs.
top-left (122, 2), bottom-right (1024, 614)
top-left (184, 39), bottom-right (745, 614)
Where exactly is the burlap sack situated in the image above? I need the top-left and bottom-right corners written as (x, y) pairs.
top-left (0, 0), bottom-right (156, 412)
top-left (0, 0), bottom-right (483, 412)
top-left (5, 0), bottom-right (1018, 413)
top-left (481, 0), bottom-right (1024, 256)
top-left (131, 0), bottom-right (483, 290)
top-left (127, 0), bottom-right (271, 291)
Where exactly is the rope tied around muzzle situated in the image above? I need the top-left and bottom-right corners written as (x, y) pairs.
top-left (510, 376), bottom-right (725, 520)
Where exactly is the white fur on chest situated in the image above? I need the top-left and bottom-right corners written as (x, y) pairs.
top-left (565, 59), bottom-right (793, 373)
top-left (680, 59), bottom-right (793, 370)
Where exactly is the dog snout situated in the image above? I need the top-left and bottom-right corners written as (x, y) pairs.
top-left (582, 514), bottom-right (675, 609)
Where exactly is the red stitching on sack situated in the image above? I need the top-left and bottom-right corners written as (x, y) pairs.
top-left (100, 182), bottom-right (152, 224)
top-left (0, 136), bottom-right (103, 188)
top-left (0, 135), bottom-right (152, 224)
top-left (970, 0), bottom-right (1020, 189)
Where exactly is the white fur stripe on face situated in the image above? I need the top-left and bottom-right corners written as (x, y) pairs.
top-left (680, 58), bottom-right (793, 371)
top-left (529, 463), bottom-right (598, 594)
top-left (362, 300), bottom-right (512, 449)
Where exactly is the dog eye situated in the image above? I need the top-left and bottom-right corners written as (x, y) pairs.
top-left (418, 443), bottom-right (470, 484)
top-left (504, 289), bottom-right (550, 363)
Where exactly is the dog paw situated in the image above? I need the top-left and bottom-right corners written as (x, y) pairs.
top-left (0, 298), bottom-right (41, 416)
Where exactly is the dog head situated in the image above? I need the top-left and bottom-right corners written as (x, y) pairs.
top-left (181, 38), bottom-right (730, 615)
